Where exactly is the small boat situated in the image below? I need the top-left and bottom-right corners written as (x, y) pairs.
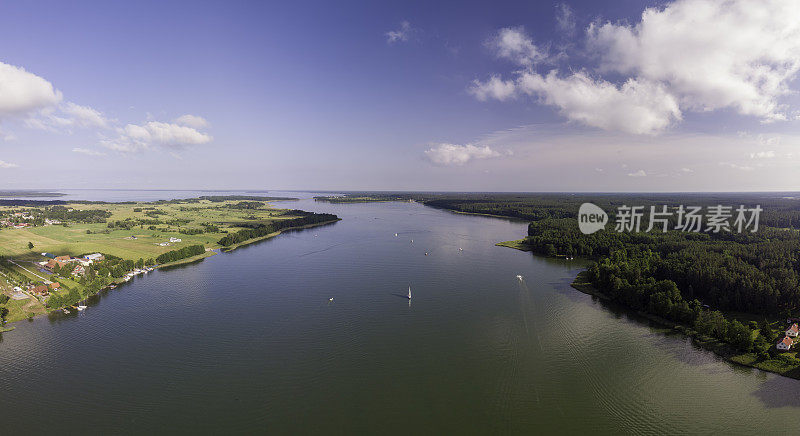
top-left (394, 233), bottom-right (398, 237)
top-left (329, 297), bottom-right (334, 302)
top-left (424, 252), bottom-right (428, 256)
top-left (77, 305), bottom-right (86, 311)
top-left (516, 275), bottom-right (523, 280)
top-left (62, 308), bottom-right (70, 314)
top-left (410, 239), bottom-right (413, 243)
top-left (459, 248), bottom-right (463, 251)
top-left (407, 286), bottom-right (412, 300)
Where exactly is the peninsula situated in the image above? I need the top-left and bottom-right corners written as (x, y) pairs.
top-left (0, 196), bottom-right (338, 324)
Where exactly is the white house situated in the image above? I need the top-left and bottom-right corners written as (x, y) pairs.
top-left (169, 237), bottom-right (182, 243)
top-left (84, 253), bottom-right (104, 261)
top-left (787, 324), bottom-right (799, 338)
top-left (777, 336), bottom-right (794, 351)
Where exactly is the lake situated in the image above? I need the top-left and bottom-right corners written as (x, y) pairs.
top-left (1, 190), bottom-right (799, 434)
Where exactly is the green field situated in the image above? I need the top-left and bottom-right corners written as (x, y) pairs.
top-left (0, 197), bottom-right (336, 323)
top-left (0, 198), bottom-right (303, 261)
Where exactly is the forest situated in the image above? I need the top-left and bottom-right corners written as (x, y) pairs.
top-left (410, 193), bottom-right (800, 356)
top-left (218, 212), bottom-right (339, 247)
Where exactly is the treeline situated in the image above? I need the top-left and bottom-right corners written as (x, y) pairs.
top-left (45, 206), bottom-right (111, 223)
top-left (218, 213), bottom-right (338, 246)
top-left (155, 244), bottom-right (205, 264)
top-left (525, 219), bottom-right (800, 316)
top-left (417, 193), bottom-right (800, 229)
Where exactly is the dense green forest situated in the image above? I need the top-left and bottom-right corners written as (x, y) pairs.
top-left (402, 192), bottom-right (800, 356)
top-left (156, 244), bottom-right (206, 264)
top-left (218, 212), bottom-right (339, 247)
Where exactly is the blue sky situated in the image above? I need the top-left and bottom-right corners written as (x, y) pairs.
top-left (0, 0), bottom-right (798, 192)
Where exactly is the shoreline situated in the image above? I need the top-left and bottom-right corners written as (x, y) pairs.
top-left (219, 219), bottom-right (341, 252)
top-left (496, 240), bottom-right (800, 381)
top-left (1, 219), bottom-right (339, 328)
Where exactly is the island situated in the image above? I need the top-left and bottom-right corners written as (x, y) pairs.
top-left (0, 195), bottom-right (339, 326)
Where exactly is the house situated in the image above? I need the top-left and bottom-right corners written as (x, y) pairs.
top-left (169, 237), bottom-right (182, 243)
top-left (41, 252), bottom-right (55, 259)
top-left (31, 284), bottom-right (49, 296)
top-left (49, 282), bottom-right (61, 291)
top-left (44, 259), bottom-right (67, 272)
top-left (55, 255), bottom-right (72, 263)
top-left (84, 253), bottom-right (104, 261)
top-left (72, 265), bottom-right (85, 276)
top-left (77, 258), bottom-right (93, 267)
top-left (786, 324), bottom-right (799, 338)
top-left (777, 336), bottom-right (794, 351)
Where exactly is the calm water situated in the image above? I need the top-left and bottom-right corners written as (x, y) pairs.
top-left (1, 191), bottom-right (800, 434)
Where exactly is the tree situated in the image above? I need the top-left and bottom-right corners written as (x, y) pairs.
top-left (726, 320), bottom-right (754, 352)
top-left (27, 241), bottom-right (34, 249)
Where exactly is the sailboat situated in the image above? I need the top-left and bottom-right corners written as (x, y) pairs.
top-left (407, 286), bottom-right (412, 300)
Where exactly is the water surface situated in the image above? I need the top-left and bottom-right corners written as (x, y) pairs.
top-left (1, 191), bottom-right (799, 434)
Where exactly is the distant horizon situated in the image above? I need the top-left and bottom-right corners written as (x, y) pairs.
top-left (4, 188), bottom-right (800, 195)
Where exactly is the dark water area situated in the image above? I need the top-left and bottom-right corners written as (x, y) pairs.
top-left (1, 191), bottom-right (799, 434)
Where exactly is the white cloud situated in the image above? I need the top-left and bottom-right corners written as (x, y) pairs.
top-left (174, 114), bottom-right (209, 129)
top-left (472, 0), bottom-right (800, 134)
top-left (749, 150), bottom-right (775, 159)
top-left (587, 0), bottom-right (800, 122)
top-left (515, 71), bottom-right (681, 134)
top-left (102, 121), bottom-right (212, 152)
top-left (627, 169), bottom-right (647, 177)
top-left (468, 75), bottom-right (517, 102)
top-left (555, 3), bottom-right (576, 35)
top-left (26, 102), bottom-right (110, 132)
top-left (62, 102), bottom-right (108, 128)
top-left (424, 143), bottom-right (501, 166)
top-left (489, 27), bottom-right (547, 66)
top-left (0, 62), bottom-right (62, 118)
top-left (0, 159), bottom-right (19, 168)
top-left (386, 21), bottom-right (414, 44)
top-left (757, 134), bottom-right (780, 147)
top-left (72, 147), bottom-right (106, 156)
top-left (719, 162), bottom-right (754, 171)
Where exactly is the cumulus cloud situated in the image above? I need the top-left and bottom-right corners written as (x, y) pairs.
top-left (513, 71), bottom-right (681, 134)
top-left (489, 27), bottom-right (547, 66)
top-left (468, 75), bottom-right (517, 102)
top-left (102, 121), bottom-right (212, 152)
top-left (424, 143), bottom-right (501, 166)
top-left (471, 0), bottom-right (800, 134)
top-left (72, 147), bottom-right (106, 156)
top-left (174, 114), bottom-right (209, 129)
top-left (0, 62), bottom-right (62, 118)
top-left (386, 21), bottom-right (414, 44)
top-left (0, 159), bottom-right (19, 168)
top-left (587, 0), bottom-right (800, 122)
top-left (627, 169), bottom-right (647, 177)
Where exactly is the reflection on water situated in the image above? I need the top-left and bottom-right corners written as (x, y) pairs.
top-left (0, 190), bottom-right (799, 434)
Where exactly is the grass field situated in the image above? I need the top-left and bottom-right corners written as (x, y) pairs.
top-left (0, 198), bottom-right (302, 261)
top-left (0, 197), bottom-right (334, 324)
